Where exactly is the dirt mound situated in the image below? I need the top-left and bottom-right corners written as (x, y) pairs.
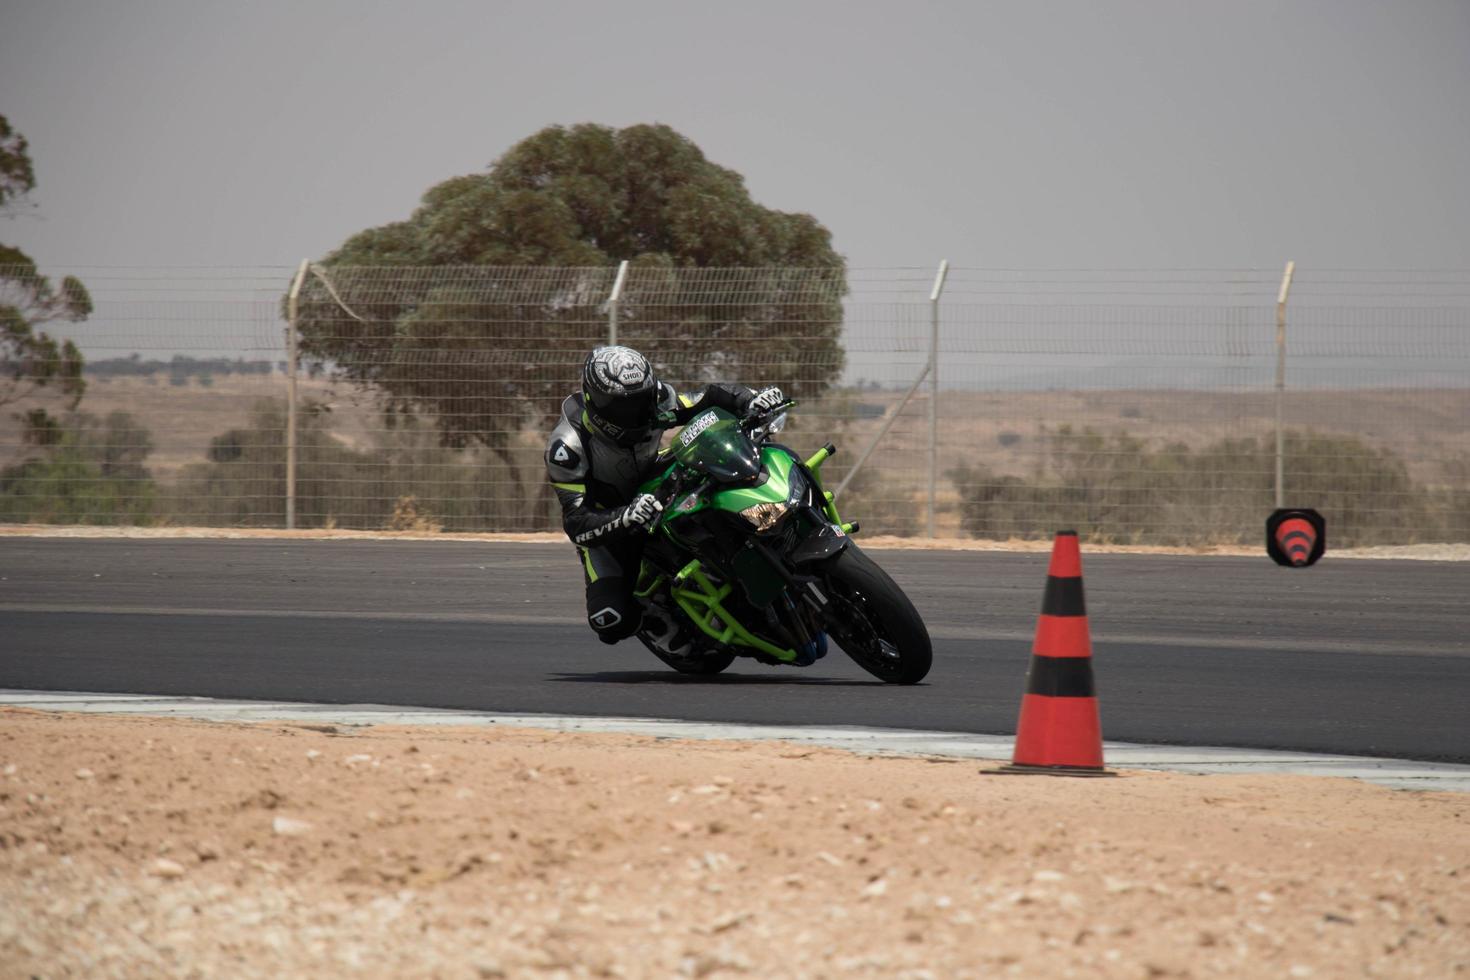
top-left (2, 709), bottom-right (1466, 977)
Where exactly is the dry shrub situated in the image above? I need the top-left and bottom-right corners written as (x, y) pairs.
top-left (388, 495), bottom-right (443, 533)
top-left (951, 426), bottom-right (1436, 547)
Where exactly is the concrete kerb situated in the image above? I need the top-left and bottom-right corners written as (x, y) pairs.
top-left (4, 690), bottom-right (1468, 794)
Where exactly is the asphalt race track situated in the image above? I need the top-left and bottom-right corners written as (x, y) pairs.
top-left (2, 538), bottom-right (1467, 763)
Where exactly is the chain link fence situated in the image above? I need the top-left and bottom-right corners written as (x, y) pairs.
top-left (2, 264), bottom-right (1467, 545)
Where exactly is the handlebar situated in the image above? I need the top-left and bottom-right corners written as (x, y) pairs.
top-left (652, 398), bottom-right (798, 434)
top-left (740, 398), bottom-right (797, 432)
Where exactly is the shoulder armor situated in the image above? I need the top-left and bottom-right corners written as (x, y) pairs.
top-left (657, 382), bottom-right (677, 413)
top-left (561, 393), bottom-right (582, 422)
top-left (546, 415), bottom-right (589, 484)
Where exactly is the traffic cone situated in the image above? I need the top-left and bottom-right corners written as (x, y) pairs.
top-left (990, 530), bottom-right (1114, 777)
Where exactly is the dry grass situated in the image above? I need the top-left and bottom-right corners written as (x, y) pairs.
top-left (3, 376), bottom-right (1466, 540)
top-left (18, 377), bottom-right (1468, 477)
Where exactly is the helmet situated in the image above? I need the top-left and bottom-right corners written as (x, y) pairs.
top-left (582, 346), bottom-right (660, 446)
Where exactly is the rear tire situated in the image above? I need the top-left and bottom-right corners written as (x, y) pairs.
top-left (643, 644), bottom-right (737, 675)
top-left (636, 603), bottom-right (736, 675)
top-left (823, 544), bottom-right (932, 684)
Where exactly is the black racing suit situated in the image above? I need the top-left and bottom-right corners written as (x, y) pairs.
top-left (545, 382), bottom-right (755, 643)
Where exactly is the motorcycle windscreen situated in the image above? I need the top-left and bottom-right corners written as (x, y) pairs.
top-left (672, 408), bottom-right (761, 484)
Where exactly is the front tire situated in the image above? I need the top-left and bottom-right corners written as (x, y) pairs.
top-left (823, 544), bottom-right (932, 684)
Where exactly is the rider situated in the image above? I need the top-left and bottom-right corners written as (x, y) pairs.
top-left (546, 345), bottom-right (784, 645)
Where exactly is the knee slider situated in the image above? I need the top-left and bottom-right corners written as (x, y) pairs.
top-left (587, 577), bottom-right (641, 642)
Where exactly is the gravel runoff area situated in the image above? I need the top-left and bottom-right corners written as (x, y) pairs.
top-left (3, 524), bottom-right (1469, 561)
top-left (1, 710), bottom-right (1466, 978)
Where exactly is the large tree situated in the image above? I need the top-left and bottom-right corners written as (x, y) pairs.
top-left (1, 115), bottom-right (92, 452)
top-left (1, 115), bottom-right (38, 216)
top-left (295, 123), bottom-right (846, 516)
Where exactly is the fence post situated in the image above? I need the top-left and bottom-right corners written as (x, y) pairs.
top-left (607, 260), bottom-right (629, 346)
top-left (927, 259), bottom-right (949, 538)
top-left (833, 360), bottom-right (930, 499)
top-left (285, 258), bottom-right (309, 530)
top-left (1274, 260), bottom-right (1296, 509)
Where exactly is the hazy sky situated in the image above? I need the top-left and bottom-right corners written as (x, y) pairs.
top-left (3, 0), bottom-right (1468, 273)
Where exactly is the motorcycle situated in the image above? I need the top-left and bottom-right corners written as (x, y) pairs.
top-left (630, 400), bottom-right (932, 684)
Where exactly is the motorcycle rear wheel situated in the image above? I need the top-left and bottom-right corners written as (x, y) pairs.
top-left (644, 645), bottom-right (737, 675)
top-left (636, 605), bottom-right (737, 675)
top-left (824, 544), bottom-right (932, 684)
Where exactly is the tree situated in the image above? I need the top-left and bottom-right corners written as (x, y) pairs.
top-left (295, 123), bottom-right (846, 520)
top-left (1, 115), bottom-right (92, 446)
top-left (1, 115), bottom-right (38, 217)
top-left (0, 410), bottom-right (156, 525)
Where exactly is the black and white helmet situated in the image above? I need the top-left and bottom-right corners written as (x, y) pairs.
top-left (582, 346), bottom-right (660, 446)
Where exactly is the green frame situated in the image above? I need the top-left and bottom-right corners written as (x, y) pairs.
top-left (670, 560), bottom-right (798, 662)
top-left (632, 560), bottom-right (796, 661)
top-left (804, 445), bottom-right (844, 525)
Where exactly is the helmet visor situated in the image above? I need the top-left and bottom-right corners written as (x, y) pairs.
top-left (588, 385), bottom-right (658, 434)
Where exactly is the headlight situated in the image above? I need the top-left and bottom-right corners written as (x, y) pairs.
top-left (740, 501), bottom-right (788, 531)
top-left (741, 468), bottom-right (806, 530)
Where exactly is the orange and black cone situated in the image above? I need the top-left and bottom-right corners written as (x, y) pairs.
top-left (992, 530), bottom-right (1114, 776)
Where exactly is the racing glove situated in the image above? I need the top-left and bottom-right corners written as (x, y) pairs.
top-left (747, 386), bottom-right (785, 416)
top-left (568, 492), bottom-right (664, 545)
top-left (623, 492), bottom-right (664, 531)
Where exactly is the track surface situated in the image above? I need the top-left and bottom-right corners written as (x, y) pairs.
top-left (2, 539), bottom-right (1467, 763)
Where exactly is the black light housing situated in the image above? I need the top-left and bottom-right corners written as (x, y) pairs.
top-left (1266, 508), bottom-right (1326, 568)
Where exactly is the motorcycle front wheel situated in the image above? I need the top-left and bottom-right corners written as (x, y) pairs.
top-left (823, 544), bottom-right (932, 684)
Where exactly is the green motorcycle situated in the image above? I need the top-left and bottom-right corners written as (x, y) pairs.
top-left (631, 401), bottom-right (932, 684)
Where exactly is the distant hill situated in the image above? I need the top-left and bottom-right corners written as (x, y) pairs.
top-left (86, 355), bottom-right (280, 385)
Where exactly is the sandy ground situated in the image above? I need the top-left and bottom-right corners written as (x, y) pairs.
top-left (1, 710), bottom-right (1466, 978)
top-left (4, 524), bottom-right (1470, 561)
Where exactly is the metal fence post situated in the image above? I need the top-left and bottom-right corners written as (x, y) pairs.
top-left (1274, 260), bottom-right (1296, 509)
top-left (833, 360), bottom-right (930, 499)
top-left (927, 259), bottom-right (949, 538)
top-left (608, 260), bottom-right (629, 346)
top-left (285, 258), bottom-right (309, 529)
